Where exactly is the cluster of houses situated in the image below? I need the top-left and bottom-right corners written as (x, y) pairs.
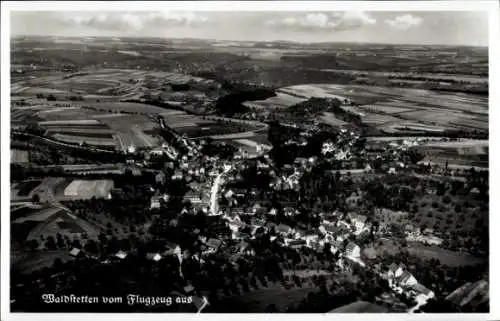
top-left (405, 227), bottom-right (444, 246)
top-left (383, 263), bottom-right (435, 309)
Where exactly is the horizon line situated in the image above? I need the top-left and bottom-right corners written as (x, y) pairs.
top-left (10, 34), bottom-right (488, 48)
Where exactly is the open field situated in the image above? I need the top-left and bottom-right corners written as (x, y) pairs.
top-left (319, 112), bottom-right (349, 127)
top-left (26, 208), bottom-right (101, 241)
top-left (373, 238), bottom-right (485, 267)
top-left (11, 149), bottom-right (29, 164)
top-left (10, 202), bottom-right (101, 244)
top-left (243, 92), bottom-right (307, 109)
top-left (51, 133), bottom-right (117, 147)
top-left (407, 243), bottom-right (486, 267)
top-left (77, 101), bottom-right (169, 114)
top-left (11, 204), bottom-right (45, 220)
top-left (278, 84), bottom-right (350, 101)
top-left (11, 251), bottom-right (75, 275)
top-left (11, 177), bottom-right (113, 202)
top-left (219, 282), bottom-right (316, 312)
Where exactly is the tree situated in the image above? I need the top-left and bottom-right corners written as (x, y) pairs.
top-left (45, 236), bottom-right (57, 250)
top-left (84, 239), bottom-right (100, 254)
top-left (32, 194), bottom-right (40, 203)
top-left (265, 304), bottom-right (279, 312)
top-left (26, 239), bottom-right (39, 251)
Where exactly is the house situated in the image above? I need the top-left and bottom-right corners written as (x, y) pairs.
top-left (224, 212), bottom-right (242, 224)
top-left (268, 208), bottom-right (278, 216)
top-left (321, 217), bottom-right (337, 227)
top-left (330, 239), bottom-right (344, 255)
top-left (206, 238), bottom-right (222, 253)
top-left (288, 239), bottom-right (306, 249)
top-left (303, 234), bottom-right (319, 244)
top-left (69, 248), bottom-right (83, 258)
top-left (198, 235), bottom-right (207, 244)
top-left (146, 253), bottom-right (162, 262)
top-left (470, 187), bottom-right (480, 195)
top-left (184, 284), bottom-right (195, 294)
top-left (184, 191), bottom-right (202, 205)
top-left (349, 213), bottom-right (367, 233)
top-left (231, 230), bottom-right (250, 240)
top-left (345, 242), bottom-right (361, 259)
top-left (277, 224), bottom-right (294, 236)
top-left (155, 172), bottom-right (166, 184)
top-left (228, 220), bottom-right (245, 232)
top-left (346, 193), bottom-right (362, 209)
top-left (388, 167), bottom-right (397, 174)
top-left (320, 224), bottom-right (337, 236)
top-left (235, 241), bottom-right (255, 256)
top-left (283, 207), bottom-right (297, 217)
top-left (396, 271), bottom-right (418, 288)
top-left (231, 207), bottom-right (245, 216)
top-left (115, 250), bottom-right (128, 260)
top-left (294, 228), bottom-right (307, 239)
top-left (337, 219), bottom-right (351, 230)
top-left (387, 263), bottom-right (405, 279)
top-left (304, 235), bottom-right (320, 247)
top-left (150, 196), bottom-right (161, 209)
top-left (172, 170), bottom-right (183, 180)
top-left (409, 283), bottom-right (435, 301)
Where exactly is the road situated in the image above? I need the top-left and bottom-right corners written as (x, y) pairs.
top-left (14, 132), bottom-right (118, 154)
top-left (209, 164), bottom-right (232, 216)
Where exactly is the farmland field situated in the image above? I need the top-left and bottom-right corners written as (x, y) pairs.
top-left (49, 131), bottom-right (115, 139)
top-left (319, 112), bottom-right (349, 127)
top-left (372, 238), bottom-right (485, 267)
top-left (25, 208), bottom-right (101, 241)
top-left (275, 83), bottom-right (488, 134)
top-left (407, 243), bottom-right (486, 267)
top-left (243, 92), bottom-right (307, 109)
top-left (51, 133), bottom-right (117, 147)
top-left (11, 204), bottom-right (45, 221)
top-left (12, 251), bottom-right (75, 274)
top-left (76, 102), bottom-right (169, 115)
top-left (11, 149), bottom-right (29, 164)
top-left (218, 283), bottom-right (317, 312)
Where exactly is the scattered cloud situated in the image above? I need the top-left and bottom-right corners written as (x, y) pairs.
top-left (266, 11), bottom-right (376, 32)
top-left (62, 12), bottom-right (208, 32)
top-left (385, 14), bottom-right (423, 30)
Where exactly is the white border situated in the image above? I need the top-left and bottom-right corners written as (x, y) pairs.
top-left (1, 1), bottom-right (499, 321)
top-left (1, 1), bottom-right (498, 12)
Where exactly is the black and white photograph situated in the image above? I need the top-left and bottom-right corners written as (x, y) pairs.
top-left (1, 1), bottom-right (498, 319)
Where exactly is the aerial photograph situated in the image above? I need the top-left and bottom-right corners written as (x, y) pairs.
top-left (7, 8), bottom-right (489, 314)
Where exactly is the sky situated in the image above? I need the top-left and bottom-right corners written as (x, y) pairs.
top-left (10, 11), bottom-right (489, 46)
